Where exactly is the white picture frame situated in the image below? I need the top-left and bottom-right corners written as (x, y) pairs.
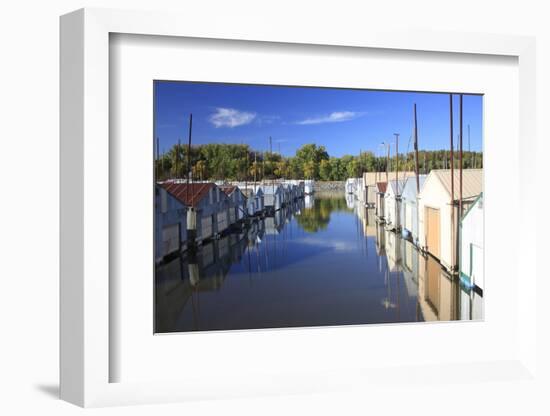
top-left (60, 7), bottom-right (538, 408)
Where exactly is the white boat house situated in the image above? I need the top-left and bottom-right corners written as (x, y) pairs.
top-left (220, 185), bottom-right (247, 224)
top-left (261, 184), bottom-right (284, 211)
top-left (400, 174), bottom-right (427, 244)
top-left (375, 182), bottom-right (387, 222)
top-left (159, 182), bottom-right (231, 244)
top-left (460, 192), bottom-right (484, 291)
top-left (417, 169), bottom-right (483, 273)
top-left (384, 179), bottom-right (406, 231)
top-left (155, 185), bottom-right (187, 264)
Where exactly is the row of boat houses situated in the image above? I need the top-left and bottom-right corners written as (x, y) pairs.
top-left (349, 169), bottom-right (484, 292)
top-left (155, 179), bottom-right (312, 264)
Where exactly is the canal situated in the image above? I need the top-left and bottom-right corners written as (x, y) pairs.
top-left (155, 193), bottom-right (483, 333)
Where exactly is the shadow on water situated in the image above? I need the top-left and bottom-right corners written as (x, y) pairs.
top-left (155, 193), bottom-right (483, 333)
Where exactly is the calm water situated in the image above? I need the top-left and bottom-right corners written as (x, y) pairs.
top-left (155, 193), bottom-right (483, 333)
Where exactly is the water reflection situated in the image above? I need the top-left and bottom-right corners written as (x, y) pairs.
top-left (155, 194), bottom-right (483, 333)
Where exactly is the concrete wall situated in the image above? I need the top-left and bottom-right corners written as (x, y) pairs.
top-left (314, 181), bottom-right (345, 192)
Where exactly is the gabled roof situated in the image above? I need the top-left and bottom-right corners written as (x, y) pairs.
top-left (160, 182), bottom-right (216, 208)
top-left (219, 185), bottom-right (236, 195)
top-left (422, 169), bottom-right (483, 200)
top-left (401, 175), bottom-right (428, 200)
top-left (386, 179), bottom-right (408, 196)
top-left (376, 182), bottom-right (387, 193)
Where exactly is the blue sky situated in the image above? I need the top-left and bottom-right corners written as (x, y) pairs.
top-left (154, 81), bottom-right (483, 158)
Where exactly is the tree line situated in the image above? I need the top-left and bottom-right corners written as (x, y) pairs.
top-left (155, 143), bottom-right (483, 182)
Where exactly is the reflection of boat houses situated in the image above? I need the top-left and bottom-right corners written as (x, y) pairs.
top-left (346, 177), bottom-right (366, 203)
top-left (400, 238), bottom-right (420, 298)
top-left (155, 185), bottom-right (187, 263)
top-left (155, 232), bottom-right (250, 332)
top-left (159, 182), bottom-right (229, 243)
top-left (304, 179), bottom-right (314, 195)
top-left (375, 224), bottom-right (386, 256)
top-left (356, 204), bottom-right (376, 237)
top-left (418, 169), bottom-right (483, 272)
top-left (384, 229), bottom-right (402, 272)
top-left (296, 181), bottom-right (305, 198)
top-left (281, 183), bottom-right (293, 206)
top-left (375, 182), bottom-right (387, 222)
top-left (417, 254), bottom-right (459, 321)
top-left (262, 184), bottom-right (283, 211)
top-left (460, 193), bottom-right (484, 291)
top-left (384, 179), bottom-right (406, 231)
top-left (220, 185), bottom-right (247, 224)
top-left (345, 177), bottom-right (359, 194)
top-left (345, 193), bottom-right (355, 209)
top-left (400, 175), bottom-right (427, 244)
top-left (265, 210), bottom-right (285, 235)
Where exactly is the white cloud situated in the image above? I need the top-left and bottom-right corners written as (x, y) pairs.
top-left (296, 111), bottom-right (363, 125)
top-left (209, 108), bottom-right (256, 128)
top-left (296, 237), bottom-right (355, 252)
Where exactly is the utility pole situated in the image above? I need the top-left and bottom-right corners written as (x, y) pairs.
top-left (459, 95), bottom-right (464, 219)
top-left (269, 136), bottom-right (272, 155)
top-left (245, 150), bottom-right (249, 193)
top-left (254, 152), bottom-right (257, 185)
top-left (156, 137), bottom-right (160, 181)
top-left (386, 143), bottom-right (390, 183)
top-left (414, 104), bottom-right (420, 193)
top-left (186, 114), bottom-right (193, 202)
top-left (449, 94), bottom-right (455, 271)
top-left (175, 139), bottom-right (180, 181)
top-left (394, 133), bottom-right (400, 193)
top-left (457, 95), bottom-right (464, 275)
top-left (468, 124), bottom-right (473, 168)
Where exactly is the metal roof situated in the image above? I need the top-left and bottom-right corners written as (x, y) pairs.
top-left (376, 182), bottom-right (388, 193)
top-left (401, 175), bottom-right (428, 200)
top-left (430, 169), bottom-right (483, 200)
top-left (160, 182), bottom-right (216, 208)
top-left (386, 179), bottom-right (408, 196)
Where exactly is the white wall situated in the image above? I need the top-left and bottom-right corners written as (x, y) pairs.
top-left (461, 197), bottom-right (484, 289)
top-left (1, 1), bottom-right (549, 415)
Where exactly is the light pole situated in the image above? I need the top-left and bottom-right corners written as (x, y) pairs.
top-left (380, 141), bottom-right (390, 183)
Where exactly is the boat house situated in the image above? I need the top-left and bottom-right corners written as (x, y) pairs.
top-left (159, 182), bottom-right (231, 243)
top-left (155, 185), bottom-right (187, 264)
top-left (384, 179), bottom-right (407, 231)
top-left (400, 174), bottom-right (427, 244)
top-left (375, 182), bottom-right (387, 222)
top-left (417, 169), bottom-right (483, 272)
top-left (460, 192), bottom-right (484, 291)
top-left (220, 185), bottom-right (247, 224)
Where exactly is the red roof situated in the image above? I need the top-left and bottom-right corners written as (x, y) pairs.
top-left (376, 182), bottom-right (388, 193)
top-left (160, 182), bottom-right (216, 208)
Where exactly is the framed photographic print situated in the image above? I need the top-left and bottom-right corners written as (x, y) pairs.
top-left (152, 81), bottom-right (484, 334)
top-left (60, 7), bottom-right (538, 408)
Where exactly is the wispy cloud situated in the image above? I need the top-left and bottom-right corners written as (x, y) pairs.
top-left (295, 111), bottom-right (364, 125)
top-left (209, 108), bottom-right (256, 128)
top-left (256, 115), bottom-right (280, 126)
top-left (296, 237), bottom-right (355, 252)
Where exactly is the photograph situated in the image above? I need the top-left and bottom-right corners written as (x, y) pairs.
top-left (153, 81), bottom-right (484, 333)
